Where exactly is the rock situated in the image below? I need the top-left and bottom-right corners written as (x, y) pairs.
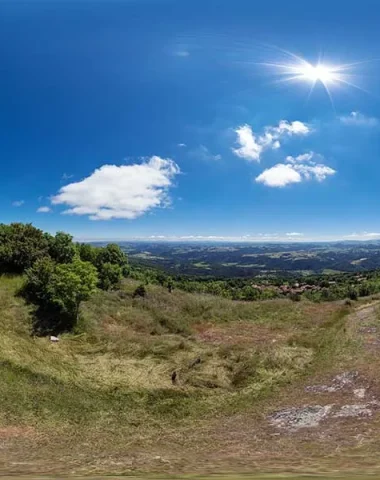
top-left (354, 388), bottom-right (366, 399)
top-left (305, 371), bottom-right (359, 394)
top-left (333, 404), bottom-right (372, 418)
top-left (334, 371), bottom-right (359, 387)
top-left (269, 401), bottom-right (378, 431)
top-left (269, 405), bottom-right (333, 431)
top-left (50, 336), bottom-right (59, 343)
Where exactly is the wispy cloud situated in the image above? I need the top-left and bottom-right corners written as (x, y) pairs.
top-left (339, 111), bottom-right (379, 127)
top-left (52, 156), bottom-right (180, 221)
top-left (344, 232), bottom-right (380, 239)
top-left (256, 151), bottom-right (336, 188)
top-left (37, 206), bottom-right (52, 213)
top-left (177, 143), bottom-right (186, 148)
top-left (233, 120), bottom-right (311, 162)
top-left (62, 173), bottom-right (74, 181)
top-left (142, 233), bottom-right (308, 242)
top-left (12, 200), bottom-right (24, 207)
top-left (189, 145), bottom-right (221, 161)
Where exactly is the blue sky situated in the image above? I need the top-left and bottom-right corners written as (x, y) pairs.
top-left (2, 0), bottom-right (380, 241)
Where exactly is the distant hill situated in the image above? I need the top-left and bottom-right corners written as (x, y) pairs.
top-left (90, 241), bottom-right (380, 277)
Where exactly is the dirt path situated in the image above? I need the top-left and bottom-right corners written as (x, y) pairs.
top-left (350, 301), bottom-right (380, 349)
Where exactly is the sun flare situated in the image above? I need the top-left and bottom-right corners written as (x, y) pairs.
top-left (301, 64), bottom-right (336, 83)
top-left (257, 47), bottom-right (369, 106)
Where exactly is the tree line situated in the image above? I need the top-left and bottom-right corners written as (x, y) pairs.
top-left (0, 223), bottom-right (129, 332)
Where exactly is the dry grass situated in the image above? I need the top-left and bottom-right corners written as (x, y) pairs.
top-left (0, 274), bottom-right (366, 475)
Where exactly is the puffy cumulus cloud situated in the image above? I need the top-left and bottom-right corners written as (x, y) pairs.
top-left (271, 120), bottom-right (311, 136)
top-left (37, 206), bottom-right (52, 213)
top-left (189, 145), bottom-right (222, 161)
top-left (256, 164), bottom-right (302, 187)
top-left (256, 152), bottom-right (336, 188)
top-left (51, 156), bottom-right (180, 221)
top-left (339, 111), bottom-right (379, 127)
top-left (233, 120), bottom-right (311, 162)
top-left (12, 200), bottom-right (24, 207)
top-left (233, 125), bottom-right (263, 162)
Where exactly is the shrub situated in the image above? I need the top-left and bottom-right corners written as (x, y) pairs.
top-left (133, 284), bottom-right (147, 298)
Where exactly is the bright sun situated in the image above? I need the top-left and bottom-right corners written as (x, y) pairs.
top-left (258, 47), bottom-right (368, 106)
top-left (301, 64), bottom-right (335, 83)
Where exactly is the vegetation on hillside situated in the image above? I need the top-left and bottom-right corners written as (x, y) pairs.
top-left (2, 222), bottom-right (380, 475)
top-left (0, 223), bottom-right (128, 333)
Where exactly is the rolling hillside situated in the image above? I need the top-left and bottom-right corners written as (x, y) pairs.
top-left (2, 274), bottom-right (380, 475)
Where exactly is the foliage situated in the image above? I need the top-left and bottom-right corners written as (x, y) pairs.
top-left (49, 259), bottom-right (98, 320)
top-left (96, 243), bottom-right (128, 269)
top-left (77, 242), bottom-right (99, 264)
top-left (25, 258), bottom-right (98, 332)
top-left (133, 284), bottom-right (147, 298)
top-left (0, 223), bottom-right (50, 273)
top-left (98, 262), bottom-right (123, 290)
top-left (48, 231), bottom-right (77, 264)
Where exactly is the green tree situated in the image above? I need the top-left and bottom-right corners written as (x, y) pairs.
top-left (24, 257), bottom-right (56, 304)
top-left (98, 262), bottom-right (122, 290)
top-left (49, 232), bottom-right (77, 264)
top-left (50, 259), bottom-right (98, 321)
top-left (97, 244), bottom-right (128, 268)
top-left (0, 223), bottom-right (50, 273)
top-left (78, 243), bottom-right (99, 265)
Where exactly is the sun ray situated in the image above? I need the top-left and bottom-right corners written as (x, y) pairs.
top-left (255, 46), bottom-right (374, 103)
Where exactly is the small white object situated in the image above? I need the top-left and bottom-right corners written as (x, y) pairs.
top-left (50, 336), bottom-right (59, 343)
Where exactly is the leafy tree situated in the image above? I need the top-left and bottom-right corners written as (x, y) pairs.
top-left (24, 257), bottom-right (56, 304)
top-left (49, 232), bottom-right (77, 264)
top-left (25, 258), bottom-right (98, 331)
top-left (97, 244), bottom-right (128, 269)
top-left (78, 243), bottom-right (99, 265)
top-left (50, 259), bottom-right (98, 321)
top-left (98, 262), bottom-right (122, 290)
top-left (0, 223), bottom-right (50, 273)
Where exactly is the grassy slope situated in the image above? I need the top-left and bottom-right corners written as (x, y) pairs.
top-left (0, 275), bottom-right (366, 475)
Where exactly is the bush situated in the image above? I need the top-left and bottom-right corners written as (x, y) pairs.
top-left (98, 263), bottom-right (122, 290)
top-left (133, 284), bottom-right (147, 298)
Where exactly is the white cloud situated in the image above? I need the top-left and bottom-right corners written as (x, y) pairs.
top-left (177, 143), bottom-right (186, 148)
top-left (189, 145), bottom-right (221, 161)
top-left (12, 200), bottom-right (24, 207)
top-left (256, 164), bottom-right (302, 187)
top-left (233, 125), bottom-right (263, 162)
top-left (256, 151), bottom-right (336, 188)
top-left (51, 156), bottom-right (180, 221)
top-left (62, 173), bottom-right (73, 180)
top-left (37, 206), bottom-right (52, 213)
top-left (344, 232), bottom-right (380, 239)
top-left (339, 111), bottom-right (379, 127)
top-left (294, 163), bottom-right (336, 182)
top-left (271, 120), bottom-right (311, 136)
top-left (233, 120), bottom-right (311, 162)
top-left (286, 232), bottom-right (304, 237)
top-left (286, 152), bottom-right (316, 163)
